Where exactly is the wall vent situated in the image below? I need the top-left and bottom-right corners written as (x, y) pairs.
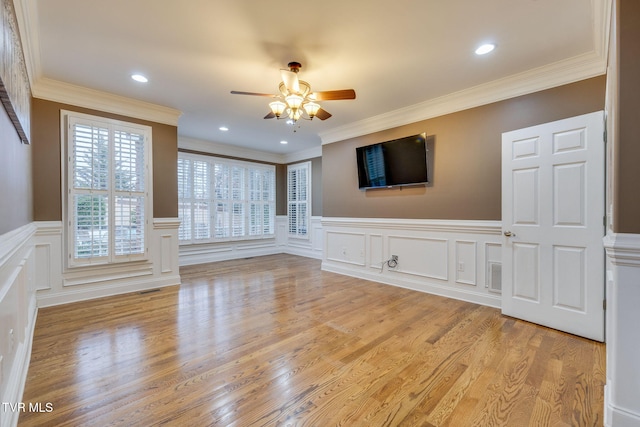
top-left (488, 262), bottom-right (502, 293)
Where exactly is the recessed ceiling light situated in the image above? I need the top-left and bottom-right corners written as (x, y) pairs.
top-left (131, 74), bottom-right (148, 83)
top-left (475, 44), bottom-right (495, 55)
top-left (219, 126), bottom-right (229, 131)
top-left (280, 140), bottom-right (288, 145)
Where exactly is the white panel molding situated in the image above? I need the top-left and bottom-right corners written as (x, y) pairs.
top-left (179, 240), bottom-right (280, 266)
top-left (34, 242), bottom-right (51, 290)
top-left (0, 224), bottom-right (38, 427)
top-left (325, 231), bottom-right (366, 266)
top-left (178, 216), bottom-right (324, 265)
top-left (388, 235), bottom-right (449, 281)
top-left (276, 216), bottom-right (288, 247)
top-left (455, 240), bottom-right (478, 286)
top-left (34, 221), bottom-right (62, 294)
top-left (603, 233), bottom-right (640, 426)
top-left (32, 78), bottom-right (182, 126)
top-left (0, 223), bottom-right (36, 269)
top-left (286, 217), bottom-right (324, 260)
top-left (321, 218), bottom-right (502, 308)
top-left (369, 234), bottom-right (384, 270)
top-left (35, 219), bottom-right (181, 308)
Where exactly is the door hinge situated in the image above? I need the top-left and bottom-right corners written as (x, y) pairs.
top-left (603, 299), bottom-right (607, 310)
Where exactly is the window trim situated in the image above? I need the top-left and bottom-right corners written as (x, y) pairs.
top-left (177, 151), bottom-right (276, 245)
top-left (61, 110), bottom-right (153, 269)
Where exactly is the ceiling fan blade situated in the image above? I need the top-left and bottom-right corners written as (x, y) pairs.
top-left (315, 108), bottom-right (332, 120)
top-left (264, 111), bottom-right (276, 119)
top-left (231, 91), bottom-right (278, 97)
top-left (280, 69), bottom-right (300, 94)
top-left (312, 89), bottom-right (356, 101)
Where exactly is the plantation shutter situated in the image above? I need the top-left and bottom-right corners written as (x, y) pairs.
top-left (287, 162), bottom-right (311, 238)
top-left (71, 121), bottom-right (110, 261)
top-left (177, 152), bottom-right (276, 243)
top-left (67, 113), bottom-right (151, 266)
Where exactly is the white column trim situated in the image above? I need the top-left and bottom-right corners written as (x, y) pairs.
top-left (603, 232), bottom-right (640, 426)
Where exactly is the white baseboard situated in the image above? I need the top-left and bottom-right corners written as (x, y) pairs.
top-left (322, 260), bottom-right (501, 308)
top-left (179, 241), bottom-right (281, 266)
top-left (36, 274), bottom-right (180, 308)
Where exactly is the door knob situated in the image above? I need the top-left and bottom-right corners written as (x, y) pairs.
top-left (504, 231), bottom-right (516, 237)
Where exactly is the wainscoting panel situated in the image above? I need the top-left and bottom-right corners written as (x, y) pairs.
top-left (369, 234), bottom-right (384, 270)
top-left (325, 231), bottom-right (366, 266)
top-left (0, 224), bottom-right (38, 427)
top-left (322, 218), bottom-right (502, 308)
top-left (35, 219), bottom-right (181, 307)
top-left (285, 217), bottom-right (324, 260)
top-left (388, 235), bottom-right (448, 280)
top-left (179, 216), bottom-right (324, 266)
top-left (455, 240), bottom-right (478, 286)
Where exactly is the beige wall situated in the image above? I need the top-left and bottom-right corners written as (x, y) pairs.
top-left (0, 104), bottom-right (32, 235)
top-left (32, 98), bottom-right (178, 220)
top-left (614, 0), bottom-right (640, 234)
top-left (323, 76), bottom-right (606, 220)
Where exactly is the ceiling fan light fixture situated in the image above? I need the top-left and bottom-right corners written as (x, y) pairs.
top-left (269, 101), bottom-right (287, 117)
top-left (290, 108), bottom-right (303, 122)
top-left (285, 94), bottom-right (304, 109)
top-left (303, 102), bottom-right (320, 119)
top-left (231, 61), bottom-right (356, 126)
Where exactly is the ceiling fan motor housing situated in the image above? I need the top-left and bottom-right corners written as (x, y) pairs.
top-left (288, 61), bottom-right (302, 73)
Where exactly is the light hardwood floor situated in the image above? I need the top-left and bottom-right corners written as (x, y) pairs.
top-left (20, 254), bottom-right (605, 426)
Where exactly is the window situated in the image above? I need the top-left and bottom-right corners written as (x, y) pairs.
top-left (178, 152), bottom-right (275, 244)
top-left (64, 111), bottom-right (151, 267)
top-left (287, 161), bottom-right (311, 238)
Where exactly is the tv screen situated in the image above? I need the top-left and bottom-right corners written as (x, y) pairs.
top-left (356, 133), bottom-right (428, 189)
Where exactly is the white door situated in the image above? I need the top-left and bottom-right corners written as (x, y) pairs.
top-left (501, 111), bottom-right (605, 341)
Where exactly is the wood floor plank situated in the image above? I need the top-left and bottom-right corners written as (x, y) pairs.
top-left (19, 254), bottom-right (605, 426)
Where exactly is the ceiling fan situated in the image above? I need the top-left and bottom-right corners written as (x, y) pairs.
top-left (231, 61), bottom-right (356, 123)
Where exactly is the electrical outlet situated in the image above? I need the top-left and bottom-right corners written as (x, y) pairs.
top-left (8, 329), bottom-right (14, 352)
top-left (458, 261), bottom-right (465, 272)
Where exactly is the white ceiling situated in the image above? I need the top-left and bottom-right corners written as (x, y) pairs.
top-left (17, 0), bottom-right (609, 156)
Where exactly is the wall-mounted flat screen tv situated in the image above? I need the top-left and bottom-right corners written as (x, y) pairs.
top-left (356, 133), bottom-right (428, 189)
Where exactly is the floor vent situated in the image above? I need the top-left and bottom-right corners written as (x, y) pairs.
top-left (488, 262), bottom-right (502, 293)
top-left (139, 288), bottom-right (160, 295)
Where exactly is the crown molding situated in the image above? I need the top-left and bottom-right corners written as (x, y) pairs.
top-left (284, 146), bottom-right (322, 164)
top-left (320, 51), bottom-right (607, 145)
top-left (178, 136), bottom-right (322, 165)
top-left (320, 0), bottom-right (611, 145)
top-left (13, 0), bottom-right (41, 87)
top-left (178, 136), bottom-right (286, 164)
top-left (32, 78), bottom-right (182, 126)
top-left (593, 0), bottom-right (613, 59)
